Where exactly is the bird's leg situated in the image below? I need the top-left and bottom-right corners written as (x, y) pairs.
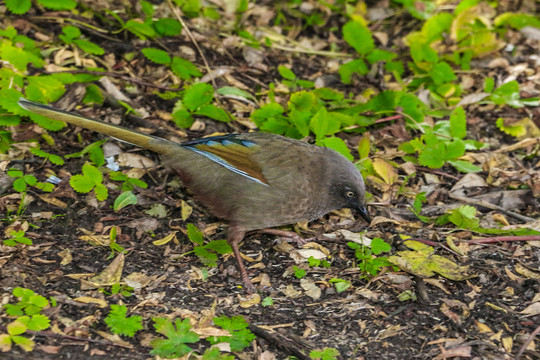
top-left (258, 228), bottom-right (314, 246)
top-left (227, 227), bottom-right (257, 293)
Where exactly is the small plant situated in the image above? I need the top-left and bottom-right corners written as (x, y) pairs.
top-left (349, 238), bottom-right (393, 277)
top-left (30, 146), bottom-right (64, 165)
top-left (310, 347), bottom-right (340, 360)
top-left (150, 317), bottom-right (200, 358)
top-left (104, 304), bottom-right (143, 337)
top-left (328, 278), bottom-right (351, 293)
top-left (209, 316), bottom-right (256, 352)
top-left (0, 288), bottom-right (52, 352)
top-left (171, 82), bottom-right (232, 128)
top-left (293, 265), bottom-right (306, 279)
top-left (184, 223), bottom-right (232, 267)
top-left (278, 65), bottom-right (314, 91)
top-left (7, 169), bottom-right (54, 193)
top-left (399, 107), bottom-right (483, 173)
top-left (109, 171), bottom-right (148, 192)
top-left (69, 162), bottom-right (108, 201)
top-left (142, 47), bottom-right (202, 81)
top-left (59, 25), bottom-right (105, 55)
top-left (308, 256), bottom-right (331, 268)
top-left (3, 230), bottom-right (32, 247)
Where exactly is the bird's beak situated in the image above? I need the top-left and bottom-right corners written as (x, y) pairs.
top-left (355, 204), bottom-right (371, 224)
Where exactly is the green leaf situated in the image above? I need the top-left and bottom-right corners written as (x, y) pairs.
top-left (289, 109), bottom-right (311, 137)
top-left (321, 137), bottom-right (353, 161)
top-left (183, 83), bottom-right (214, 111)
top-left (445, 139), bottom-right (465, 159)
top-left (125, 19), bottom-right (156, 39)
top-left (418, 142), bottom-right (446, 168)
top-left (154, 18), bottom-right (182, 36)
top-left (366, 49), bottom-right (396, 63)
top-left (38, 0), bottom-right (77, 10)
top-left (329, 278), bottom-right (351, 293)
top-left (114, 191), bottom-right (138, 211)
top-left (310, 107), bottom-right (340, 140)
top-left (449, 106), bottom-right (466, 139)
top-left (212, 316), bottom-right (255, 352)
top-left (447, 160), bottom-right (482, 173)
top-left (278, 65), bottom-right (296, 80)
top-left (172, 109), bottom-right (193, 128)
top-left (26, 315), bottom-right (50, 331)
top-left (338, 59), bottom-right (368, 84)
top-left (83, 84), bottom-right (104, 105)
top-left (7, 320), bottom-right (27, 336)
top-left (105, 305), bottom-right (143, 337)
top-left (430, 61), bottom-right (457, 86)
top-left (171, 56), bottom-right (202, 80)
top-left (310, 347), bottom-right (340, 360)
top-left (73, 39), bottom-right (105, 55)
top-left (150, 318), bottom-right (200, 358)
top-left (217, 86), bottom-right (256, 101)
top-left (251, 102), bottom-right (285, 127)
top-left (142, 48), bottom-right (171, 65)
top-left (371, 238), bottom-right (391, 255)
top-left (187, 223), bottom-right (204, 246)
top-left (490, 80), bottom-right (521, 107)
top-left (448, 205), bottom-right (479, 230)
top-left (204, 240), bottom-right (232, 255)
top-left (62, 25), bottom-right (81, 40)
top-left (342, 21), bottom-right (374, 55)
top-left (195, 104), bottom-right (230, 122)
top-left (6, 0), bottom-right (31, 14)
top-left (94, 183), bottom-right (108, 201)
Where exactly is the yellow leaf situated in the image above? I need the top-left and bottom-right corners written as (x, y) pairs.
top-left (502, 336), bottom-right (513, 353)
top-left (181, 200), bottom-right (193, 221)
top-left (388, 241), bottom-right (473, 281)
top-left (73, 297), bottom-right (108, 308)
top-left (373, 158), bottom-right (398, 185)
top-left (0, 334), bottom-right (12, 352)
top-left (153, 232), bottom-right (177, 246)
top-left (82, 254), bottom-right (124, 289)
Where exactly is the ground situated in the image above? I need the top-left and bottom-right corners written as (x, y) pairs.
top-left (0, 1), bottom-right (539, 360)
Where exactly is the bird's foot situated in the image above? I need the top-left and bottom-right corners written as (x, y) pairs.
top-left (259, 228), bottom-right (314, 247)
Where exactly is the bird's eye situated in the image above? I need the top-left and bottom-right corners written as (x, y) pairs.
top-left (345, 191), bottom-right (355, 198)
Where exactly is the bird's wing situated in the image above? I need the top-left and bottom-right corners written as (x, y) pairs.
top-left (182, 135), bottom-right (269, 186)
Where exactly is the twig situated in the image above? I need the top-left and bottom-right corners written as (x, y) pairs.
top-left (464, 235), bottom-right (540, 244)
top-left (374, 114), bottom-right (403, 124)
top-left (417, 167), bottom-right (460, 180)
top-left (515, 324), bottom-right (540, 360)
top-left (248, 324), bottom-right (313, 360)
top-left (408, 238), bottom-right (463, 257)
top-left (167, 0), bottom-right (215, 89)
top-left (449, 193), bottom-right (536, 223)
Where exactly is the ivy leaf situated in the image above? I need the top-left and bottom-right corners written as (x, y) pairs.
top-left (449, 205), bottom-right (479, 230)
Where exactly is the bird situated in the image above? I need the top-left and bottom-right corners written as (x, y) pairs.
top-left (18, 98), bottom-right (371, 292)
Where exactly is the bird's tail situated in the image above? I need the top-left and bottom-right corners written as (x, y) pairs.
top-left (18, 98), bottom-right (180, 155)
